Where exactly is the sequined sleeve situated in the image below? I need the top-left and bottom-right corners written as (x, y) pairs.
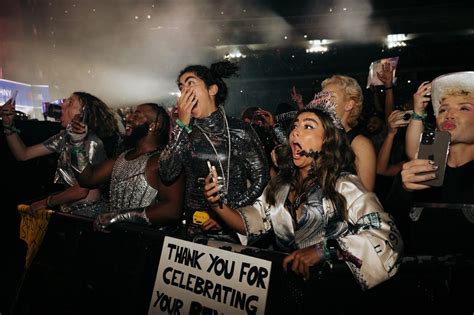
top-left (229, 124), bottom-right (269, 208)
top-left (42, 130), bottom-right (66, 153)
top-left (334, 175), bottom-right (403, 290)
top-left (159, 125), bottom-right (191, 183)
top-left (236, 191), bottom-right (273, 246)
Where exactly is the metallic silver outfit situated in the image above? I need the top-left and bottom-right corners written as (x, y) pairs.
top-left (237, 174), bottom-right (403, 290)
top-left (42, 129), bottom-right (107, 217)
top-left (159, 108), bottom-right (269, 224)
top-left (238, 184), bottom-right (348, 251)
top-left (108, 150), bottom-right (160, 213)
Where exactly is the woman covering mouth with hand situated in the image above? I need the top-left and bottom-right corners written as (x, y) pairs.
top-left (203, 92), bottom-right (402, 296)
top-left (159, 60), bottom-right (269, 241)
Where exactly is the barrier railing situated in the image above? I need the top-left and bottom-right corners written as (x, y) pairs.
top-left (11, 207), bottom-right (474, 315)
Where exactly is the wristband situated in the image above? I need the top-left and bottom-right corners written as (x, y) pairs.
top-left (315, 241), bottom-right (331, 261)
top-left (176, 118), bottom-right (192, 134)
top-left (411, 111), bottom-right (427, 121)
top-left (3, 124), bottom-right (21, 134)
top-left (384, 86), bottom-right (393, 90)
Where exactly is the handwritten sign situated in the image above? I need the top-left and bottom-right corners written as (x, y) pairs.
top-left (149, 236), bottom-right (272, 315)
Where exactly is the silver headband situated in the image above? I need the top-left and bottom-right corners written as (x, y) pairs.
top-left (305, 91), bottom-right (343, 130)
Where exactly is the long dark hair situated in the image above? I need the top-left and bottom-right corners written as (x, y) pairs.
top-left (177, 60), bottom-right (239, 106)
top-left (74, 92), bottom-right (120, 157)
top-left (265, 108), bottom-right (356, 220)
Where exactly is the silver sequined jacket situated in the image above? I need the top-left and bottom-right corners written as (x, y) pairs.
top-left (159, 109), bottom-right (269, 217)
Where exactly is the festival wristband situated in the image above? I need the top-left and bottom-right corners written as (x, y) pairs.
top-left (411, 111), bottom-right (427, 121)
top-left (176, 118), bottom-right (192, 134)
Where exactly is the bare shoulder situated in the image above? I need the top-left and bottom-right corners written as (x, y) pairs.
top-left (351, 134), bottom-right (375, 152)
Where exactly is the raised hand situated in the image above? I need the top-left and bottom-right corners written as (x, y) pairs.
top-left (387, 110), bottom-right (408, 135)
top-left (177, 88), bottom-right (197, 125)
top-left (413, 81), bottom-right (431, 114)
top-left (376, 62), bottom-right (394, 87)
top-left (291, 86), bottom-right (304, 109)
top-left (1, 97), bottom-right (16, 126)
top-left (254, 109), bottom-right (275, 128)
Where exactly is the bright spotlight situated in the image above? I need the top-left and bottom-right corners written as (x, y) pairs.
top-left (306, 39), bottom-right (329, 54)
top-left (386, 34), bottom-right (407, 49)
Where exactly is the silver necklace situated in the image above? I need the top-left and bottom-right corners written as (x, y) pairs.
top-left (194, 106), bottom-right (231, 199)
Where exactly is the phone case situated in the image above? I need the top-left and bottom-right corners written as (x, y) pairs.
top-left (395, 110), bottom-right (413, 124)
top-left (417, 131), bottom-right (451, 186)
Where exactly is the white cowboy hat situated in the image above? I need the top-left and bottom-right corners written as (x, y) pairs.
top-left (431, 71), bottom-right (474, 116)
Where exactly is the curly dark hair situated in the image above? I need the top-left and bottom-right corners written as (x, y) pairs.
top-left (177, 60), bottom-right (239, 106)
top-left (265, 108), bottom-right (356, 220)
top-left (73, 92), bottom-right (119, 157)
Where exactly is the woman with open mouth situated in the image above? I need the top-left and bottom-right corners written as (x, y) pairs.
top-left (159, 60), bottom-right (269, 242)
top-left (203, 95), bottom-right (403, 298)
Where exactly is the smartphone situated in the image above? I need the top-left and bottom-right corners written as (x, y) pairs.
top-left (80, 105), bottom-right (88, 124)
top-left (395, 110), bottom-right (413, 125)
top-left (11, 90), bottom-right (18, 104)
top-left (416, 131), bottom-right (450, 187)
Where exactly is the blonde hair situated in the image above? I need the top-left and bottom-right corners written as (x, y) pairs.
top-left (441, 88), bottom-right (474, 101)
top-left (322, 75), bottom-right (363, 127)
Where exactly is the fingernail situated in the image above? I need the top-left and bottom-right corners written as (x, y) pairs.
top-left (431, 174), bottom-right (437, 178)
top-left (432, 165), bottom-right (438, 170)
top-left (429, 160), bottom-right (435, 165)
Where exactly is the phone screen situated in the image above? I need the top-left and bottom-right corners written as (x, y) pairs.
top-left (417, 131), bottom-right (451, 186)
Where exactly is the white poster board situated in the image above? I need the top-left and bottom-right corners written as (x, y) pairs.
top-left (366, 56), bottom-right (399, 88)
top-left (148, 236), bottom-right (272, 315)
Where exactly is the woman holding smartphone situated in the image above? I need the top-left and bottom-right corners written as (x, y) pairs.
top-left (159, 60), bottom-right (269, 241)
top-left (1, 92), bottom-right (120, 217)
top-left (203, 97), bottom-right (402, 297)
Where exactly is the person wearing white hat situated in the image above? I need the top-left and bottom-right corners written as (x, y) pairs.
top-left (385, 71), bottom-right (474, 247)
top-left (402, 71), bottom-right (474, 191)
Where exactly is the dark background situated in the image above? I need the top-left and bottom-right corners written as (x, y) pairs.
top-left (0, 0), bottom-right (473, 116)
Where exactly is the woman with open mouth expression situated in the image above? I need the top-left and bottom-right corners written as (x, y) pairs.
top-left (204, 98), bottom-right (403, 294)
top-left (159, 61), bottom-right (269, 241)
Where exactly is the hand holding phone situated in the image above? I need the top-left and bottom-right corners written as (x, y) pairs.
top-left (394, 110), bottom-right (413, 125)
top-left (207, 160), bottom-right (223, 208)
top-left (416, 131), bottom-right (450, 186)
top-left (10, 90), bottom-right (18, 105)
top-left (1, 90), bottom-right (18, 124)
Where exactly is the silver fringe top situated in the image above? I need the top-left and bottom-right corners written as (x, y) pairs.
top-left (108, 150), bottom-right (160, 213)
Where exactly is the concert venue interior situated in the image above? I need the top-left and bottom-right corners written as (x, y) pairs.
top-left (1, 0), bottom-right (473, 314)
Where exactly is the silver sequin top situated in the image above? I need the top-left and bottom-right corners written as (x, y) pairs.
top-left (108, 150), bottom-right (160, 213)
top-left (42, 130), bottom-right (106, 187)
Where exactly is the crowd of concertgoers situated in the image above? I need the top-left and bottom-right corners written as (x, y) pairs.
top-left (1, 59), bottom-right (473, 302)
